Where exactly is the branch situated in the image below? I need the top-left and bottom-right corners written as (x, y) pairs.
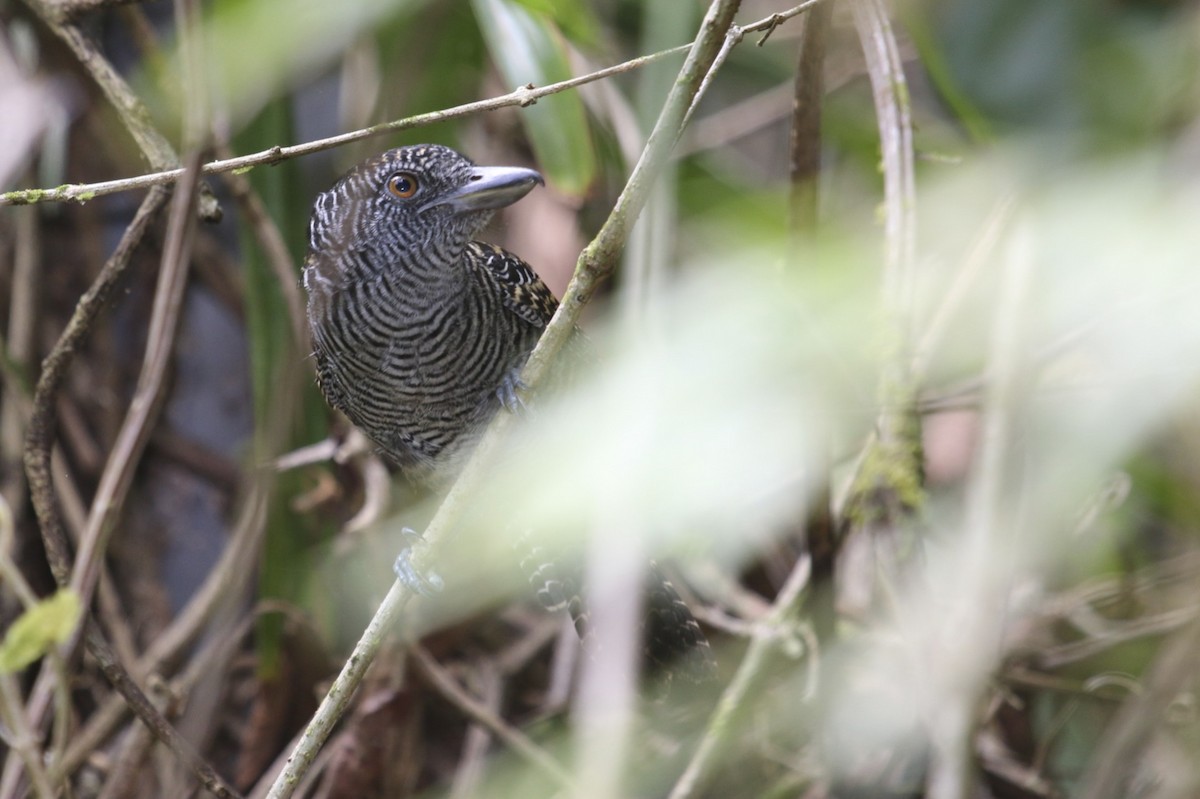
top-left (19, 159), bottom-right (244, 799)
top-left (1, 3), bottom-right (817, 209)
top-left (410, 647), bottom-right (578, 793)
top-left (22, 187), bottom-right (168, 589)
top-left (5, 186), bottom-right (165, 790)
top-left (261, 0), bottom-right (755, 795)
top-left (668, 555), bottom-right (814, 799)
top-left (837, 0), bottom-right (922, 567)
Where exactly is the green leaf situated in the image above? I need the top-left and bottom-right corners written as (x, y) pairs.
top-left (0, 590), bottom-right (82, 674)
top-left (509, 0), bottom-right (601, 47)
top-left (471, 0), bottom-right (596, 197)
top-left (144, 0), bottom-right (424, 134)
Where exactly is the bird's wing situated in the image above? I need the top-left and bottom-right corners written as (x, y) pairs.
top-left (466, 241), bottom-right (558, 328)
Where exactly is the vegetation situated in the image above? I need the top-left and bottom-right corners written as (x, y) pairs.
top-left (1, 0), bottom-right (1199, 797)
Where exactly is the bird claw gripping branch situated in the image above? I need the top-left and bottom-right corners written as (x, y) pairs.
top-left (393, 527), bottom-right (444, 597)
top-left (303, 144), bottom-right (713, 682)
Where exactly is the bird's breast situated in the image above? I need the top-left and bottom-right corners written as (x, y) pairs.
top-left (308, 272), bottom-right (526, 474)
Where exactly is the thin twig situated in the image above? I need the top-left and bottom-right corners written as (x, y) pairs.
top-left (12, 188), bottom-right (170, 798)
top-left (54, 0), bottom-right (147, 21)
top-left (0, 499), bottom-right (56, 799)
top-left (847, 0), bottom-right (920, 500)
top-left (217, 154), bottom-right (308, 351)
top-left (411, 647), bottom-right (578, 793)
top-left (18, 160), bottom-right (244, 799)
top-left (2, 48), bottom-right (686, 207)
top-left (2, 2), bottom-right (821, 209)
top-left (925, 219), bottom-right (1034, 799)
top-left (668, 555), bottom-right (813, 799)
top-left (82, 621), bottom-right (242, 798)
top-left (788, 0), bottom-right (832, 233)
top-left (0, 674), bottom-right (56, 799)
top-left (833, 0), bottom-right (922, 621)
top-left (448, 661), bottom-right (502, 799)
top-left (852, 0), bottom-right (916, 331)
top-left (68, 150), bottom-right (196, 637)
top-left (1078, 615), bottom-right (1200, 799)
top-left (21, 184), bottom-right (166, 586)
top-left (787, 0), bottom-right (837, 648)
top-left (0, 201), bottom-right (37, 517)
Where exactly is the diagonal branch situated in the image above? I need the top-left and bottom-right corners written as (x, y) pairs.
top-left (262, 1), bottom-right (749, 796)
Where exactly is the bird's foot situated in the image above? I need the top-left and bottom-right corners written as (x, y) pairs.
top-left (393, 527), bottom-right (444, 597)
top-left (496, 368), bottom-right (529, 416)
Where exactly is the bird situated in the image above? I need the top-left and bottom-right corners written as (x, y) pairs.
top-left (302, 143), bottom-right (713, 684)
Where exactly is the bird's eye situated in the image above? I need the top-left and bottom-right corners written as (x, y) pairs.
top-left (387, 173), bottom-right (419, 199)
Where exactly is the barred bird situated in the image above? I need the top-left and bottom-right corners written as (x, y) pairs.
top-left (302, 144), bottom-right (713, 684)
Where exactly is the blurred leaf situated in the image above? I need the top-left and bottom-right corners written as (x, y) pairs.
top-left (187, 0), bottom-right (422, 129)
top-left (0, 590), bottom-right (81, 674)
top-left (471, 0), bottom-right (596, 196)
top-left (898, 5), bottom-right (992, 143)
top-left (369, 4), bottom-right (488, 153)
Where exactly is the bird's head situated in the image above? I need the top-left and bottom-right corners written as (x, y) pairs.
top-left (307, 144), bottom-right (543, 272)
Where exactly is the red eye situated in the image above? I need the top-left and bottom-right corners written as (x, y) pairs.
top-left (387, 173), bottom-right (418, 198)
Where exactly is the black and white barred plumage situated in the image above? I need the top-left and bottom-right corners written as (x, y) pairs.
top-left (303, 144), bottom-right (553, 482)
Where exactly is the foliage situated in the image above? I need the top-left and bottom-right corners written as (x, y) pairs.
top-left (2, 0), bottom-right (1200, 798)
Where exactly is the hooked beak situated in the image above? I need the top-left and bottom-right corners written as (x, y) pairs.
top-left (423, 166), bottom-right (544, 214)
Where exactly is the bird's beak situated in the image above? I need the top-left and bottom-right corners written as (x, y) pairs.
top-left (424, 166), bottom-right (544, 214)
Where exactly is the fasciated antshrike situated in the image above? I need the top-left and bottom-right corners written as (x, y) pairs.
top-left (303, 144), bottom-right (713, 684)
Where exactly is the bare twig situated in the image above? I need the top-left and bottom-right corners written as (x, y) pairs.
top-left (22, 0), bottom-right (174, 167)
top-left (788, 0), bottom-right (832, 232)
top-left (17, 159), bottom-right (244, 799)
top-left (668, 555), bottom-right (813, 799)
top-left (845, 0), bottom-right (920, 513)
top-left (0, 499), bottom-right (56, 799)
top-left (786, 0), bottom-right (837, 649)
top-left (21, 185), bottom-right (167, 588)
top-left (217, 155), bottom-right (308, 351)
top-left (11, 228), bottom-right (159, 799)
top-left (0, 201), bottom-right (37, 517)
top-left (82, 621), bottom-right (242, 798)
top-left (67, 154), bottom-right (195, 634)
top-left (2, 2), bottom-right (822, 209)
top-left (852, 0), bottom-right (916, 327)
top-left (834, 0), bottom-right (922, 618)
top-left (0, 674), bottom-right (56, 799)
top-left (412, 647), bottom-right (578, 793)
top-left (1079, 615), bottom-right (1200, 799)
top-left (925, 220), bottom-right (1035, 799)
top-left (53, 0), bottom-right (148, 20)
top-left (2, 48), bottom-right (687, 207)
top-left (76, 156), bottom-right (242, 799)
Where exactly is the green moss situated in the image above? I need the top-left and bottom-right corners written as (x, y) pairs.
top-left (232, 165), bottom-right (255, 175)
top-left (845, 400), bottom-right (925, 526)
top-left (2, 188), bottom-right (46, 204)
